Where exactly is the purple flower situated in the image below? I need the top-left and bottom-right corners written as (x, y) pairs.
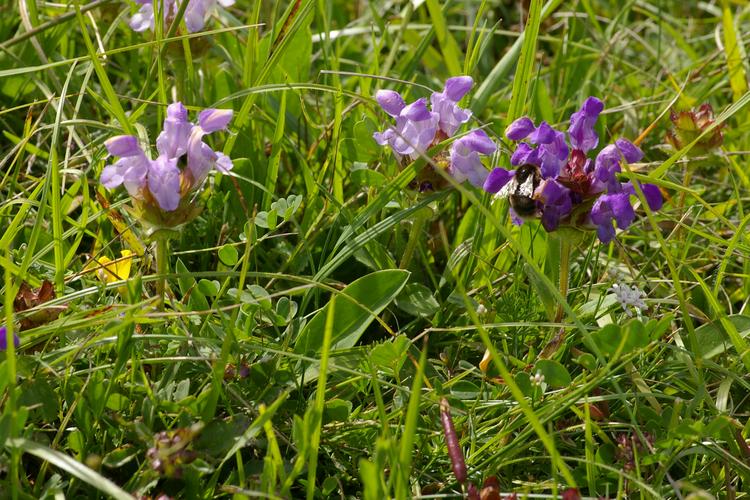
top-left (186, 108), bottom-right (234, 184)
top-left (375, 90), bottom-right (406, 118)
top-left (430, 76), bottom-right (473, 136)
top-left (449, 130), bottom-right (496, 187)
top-left (483, 167), bottom-right (515, 194)
top-left (591, 192), bottom-right (636, 243)
top-left (508, 121), bottom-right (568, 178)
top-left (101, 102), bottom-right (233, 214)
top-left (0, 325), bottom-right (20, 351)
top-left (505, 117), bottom-right (536, 141)
top-left (593, 139), bottom-right (643, 192)
top-left (374, 98), bottom-right (439, 161)
top-left (147, 156), bottom-right (182, 211)
top-left (489, 96), bottom-right (664, 243)
top-left (156, 102), bottom-right (192, 158)
top-left (100, 135), bottom-right (150, 197)
top-left (568, 97), bottom-right (604, 153)
top-left (537, 179), bottom-right (572, 231)
top-left (129, 0), bottom-right (235, 34)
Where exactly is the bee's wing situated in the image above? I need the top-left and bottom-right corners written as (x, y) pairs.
top-left (516, 175), bottom-right (536, 197)
top-left (494, 178), bottom-right (518, 199)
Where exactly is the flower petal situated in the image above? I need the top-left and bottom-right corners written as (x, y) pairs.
top-left (105, 135), bottom-right (143, 157)
top-left (615, 138), bottom-right (643, 163)
top-left (443, 76), bottom-right (474, 101)
top-left (568, 96), bottom-right (603, 153)
top-left (505, 117), bottom-right (535, 141)
top-left (148, 156), bottom-right (182, 211)
top-left (198, 108), bottom-right (233, 133)
top-left (375, 90), bottom-right (406, 117)
top-left (483, 167), bottom-right (514, 193)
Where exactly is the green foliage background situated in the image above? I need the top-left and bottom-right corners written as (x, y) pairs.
top-left (1, 0), bottom-right (750, 498)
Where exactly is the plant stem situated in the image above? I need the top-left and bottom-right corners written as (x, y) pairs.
top-left (156, 236), bottom-right (169, 310)
top-left (400, 207), bottom-right (429, 269)
top-left (555, 237), bottom-right (571, 323)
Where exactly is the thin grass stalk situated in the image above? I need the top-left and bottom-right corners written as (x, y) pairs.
top-left (306, 295), bottom-right (336, 499)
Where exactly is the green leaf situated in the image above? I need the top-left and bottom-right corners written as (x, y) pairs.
top-left (694, 314), bottom-right (750, 359)
top-left (590, 323), bottom-right (622, 357)
top-left (369, 336), bottom-right (410, 376)
top-left (294, 270), bottom-right (410, 354)
top-left (323, 399), bottom-right (352, 423)
top-left (534, 359), bottom-right (571, 388)
top-left (394, 283), bottom-right (439, 317)
top-left (218, 244), bottom-right (239, 266)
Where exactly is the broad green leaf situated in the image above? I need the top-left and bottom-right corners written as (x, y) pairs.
top-left (294, 270), bottom-right (409, 354)
top-left (394, 283), bottom-right (439, 317)
top-left (694, 314), bottom-right (750, 360)
top-left (534, 359), bottom-right (571, 388)
top-left (218, 244), bottom-right (239, 266)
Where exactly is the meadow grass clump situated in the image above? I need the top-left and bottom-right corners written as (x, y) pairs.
top-left (1, 1), bottom-right (749, 499)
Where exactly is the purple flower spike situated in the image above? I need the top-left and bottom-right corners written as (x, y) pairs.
top-left (591, 192), bottom-right (636, 243)
top-left (569, 96), bottom-right (604, 153)
top-left (483, 167), bottom-right (515, 194)
top-left (443, 76), bottom-right (474, 101)
top-left (148, 156), bottom-right (182, 211)
top-left (449, 130), bottom-right (496, 187)
top-left (505, 117), bottom-right (536, 141)
top-left (0, 325), bottom-right (20, 351)
top-left (431, 79), bottom-right (473, 136)
top-left (375, 90), bottom-right (406, 118)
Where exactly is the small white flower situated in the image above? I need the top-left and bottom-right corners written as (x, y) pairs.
top-left (476, 303), bottom-right (488, 316)
top-left (531, 371), bottom-right (545, 387)
top-left (609, 282), bottom-right (647, 317)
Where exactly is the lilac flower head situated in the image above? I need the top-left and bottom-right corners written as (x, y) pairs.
top-left (430, 76), bottom-right (473, 136)
top-left (101, 103), bottom-right (233, 218)
top-left (449, 129), bottom-right (496, 187)
top-left (129, 0), bottom-right (235, 34)
top-left (488, 96), bottom-right (664, 243)
top-left (0, 325), bottom-right (20, 351)
top-left (568, 97), bottom-right (604, 153)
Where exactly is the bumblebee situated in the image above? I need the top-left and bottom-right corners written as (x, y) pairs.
top-left (495, 164), bottom-right (541, 218)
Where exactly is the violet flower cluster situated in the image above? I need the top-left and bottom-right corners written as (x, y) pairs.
top-left (101, 102), bottom-right (232, 217)
top-left (373, 76), bottom-right (496, 189)
top-left (129, 0), bottom-right (234, 33)
top-left (484, 97), bottom-right (664, 243)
